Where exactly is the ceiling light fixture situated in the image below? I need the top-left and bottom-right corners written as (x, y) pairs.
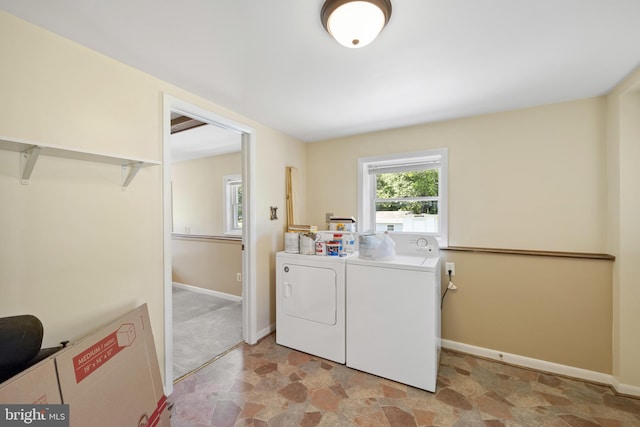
top-left (321, 0), bottom-right (392, 48)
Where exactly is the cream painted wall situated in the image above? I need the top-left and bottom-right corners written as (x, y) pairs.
top-left (170, 152), bottom-right (243, 296)
top-left (172, 152), bottom-right (242, 236)
top-left (441, 250), bottom-right (612, 373)
top-left (307, 98), bottom-right (606, 253)
top-left (0, 11), bottom-right (306, 381)
top-left (254, 134), bottom-right (307, 330)
top-left (0, 10), bottom-right (164, 360)
top-left (306, 98), bottom-right (613, 373)
top-left (172, 237), bottom-right (242, 297)
top-left (607, 66), bottom-right (640, 390)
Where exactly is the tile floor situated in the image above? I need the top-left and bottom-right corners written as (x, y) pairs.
top-left (169, 334), bottom-right (640, 426)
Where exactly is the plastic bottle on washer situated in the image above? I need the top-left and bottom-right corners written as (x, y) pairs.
top-left (344, 233), bottom-right (355, 255)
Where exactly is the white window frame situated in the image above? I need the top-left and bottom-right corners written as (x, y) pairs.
top-left (358, 148), bottom-right (448, 247)
top-left (223, 174), bottom-right (242, 236)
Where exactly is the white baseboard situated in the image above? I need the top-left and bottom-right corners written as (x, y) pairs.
top-left (611, 376), bottom-right (640, 398)
top-left (441, 339), bottom-right (638, 397)
top-left (256, 323), bottom-right (275, 341)
top-left (172, 282), bottom-right (242, 302)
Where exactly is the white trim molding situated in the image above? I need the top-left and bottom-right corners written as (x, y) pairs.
top-left (162, 93), bottom-right (257, 395)
top-left (441, 339), bottom-right (639, 397)
top-left (257, 323), bottom-right (276, 342)
top-left (172, 282), bottom-right (242, 302)
top-left (611, 377), bottom-right (640, 398)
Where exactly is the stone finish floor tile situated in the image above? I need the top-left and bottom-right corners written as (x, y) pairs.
top-left (169, 334), bottom-right (640, 426)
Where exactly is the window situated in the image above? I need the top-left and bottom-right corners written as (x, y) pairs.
top-left (224, 175), bottom-right (242, 235)
top-left (358, 149), bottom-right (448, 247)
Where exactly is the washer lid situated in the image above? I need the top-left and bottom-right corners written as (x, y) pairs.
top-left (347, 254), bottom-right (439, 272)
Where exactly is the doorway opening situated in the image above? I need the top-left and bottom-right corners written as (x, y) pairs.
top-left (162, 95), bottom-right (257, 394)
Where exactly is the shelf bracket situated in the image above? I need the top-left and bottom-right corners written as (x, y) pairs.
top-left (20, 146), bottom-right (42, 185)
top-left (121, 162), bottom-right (144, 190)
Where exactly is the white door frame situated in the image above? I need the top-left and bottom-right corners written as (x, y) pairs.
top-left (162, 94), bottom-right (257, 394)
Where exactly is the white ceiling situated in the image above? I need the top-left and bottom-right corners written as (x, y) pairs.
top-left (171, 123), bottom-right (241, 163)
top-left (2, 1), bottom-right (640, 142)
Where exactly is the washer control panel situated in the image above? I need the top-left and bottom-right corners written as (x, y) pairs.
top-left (416, 237), bottom-right (429, 247)
top-left (387, 233), bottom-right (439, 257)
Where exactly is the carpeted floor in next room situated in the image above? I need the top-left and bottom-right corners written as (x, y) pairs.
top-left (172, 286), bottom-right (243, 380)
top-left (168, 333), bottom-right (640, 426)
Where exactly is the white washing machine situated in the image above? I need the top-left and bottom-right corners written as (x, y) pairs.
top-left (346, 233), bottom-right (441, 392)
top-left (276, 252), bottom-right (353, 363)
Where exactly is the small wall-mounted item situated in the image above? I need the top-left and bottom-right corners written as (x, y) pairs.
top-left (270, 206), bottom-right (278, 220)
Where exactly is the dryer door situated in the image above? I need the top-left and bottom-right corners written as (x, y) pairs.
top-left (281, 263), bottom-right (337, 326)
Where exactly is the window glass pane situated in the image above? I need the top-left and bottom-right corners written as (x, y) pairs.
top-left (375, 201), bottom-right (439, 233)
top-left (234, 204), bottom-right (243, 229)
top-left (376, 170), bottom-right (439, 199)
top-left (374, 169), bottom-right (439, 233)
top-left (232, 182), bottom-right (242, 229)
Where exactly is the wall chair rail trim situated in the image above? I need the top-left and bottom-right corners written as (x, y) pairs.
top-left (443, 246), bottom-right (615, 261)
top-left (171, 233), bottom-right (242, 243)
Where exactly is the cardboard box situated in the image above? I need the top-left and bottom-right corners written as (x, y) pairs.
top-left (0, 357), bottom-right (62, 404)
top-left (329, 217), bottom-right (356, 232)
top-left (55, 304), bottom-right (169, 427)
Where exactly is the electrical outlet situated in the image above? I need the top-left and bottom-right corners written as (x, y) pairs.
top-left (326, 212), bottom-right (334, 223)
top-left (445, 262), bottom-right (455, 276)
top-left (236, 273), bottom-right (242, 282)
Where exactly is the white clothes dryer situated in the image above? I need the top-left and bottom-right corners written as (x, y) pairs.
top-left (276, 252), bottom-right (353, 363)
top-left (346, 233), bottom-right (441, 392)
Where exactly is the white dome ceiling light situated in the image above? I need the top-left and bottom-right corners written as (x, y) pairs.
top-left (321, 0), bottom-right (392, 48)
